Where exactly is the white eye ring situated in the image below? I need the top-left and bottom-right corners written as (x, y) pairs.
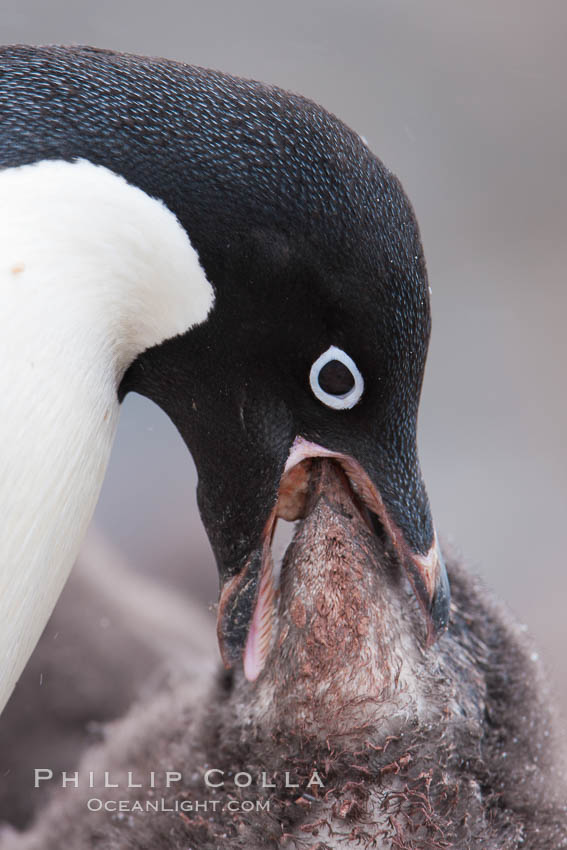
top-left (309, 345), bottom-right (364, 410)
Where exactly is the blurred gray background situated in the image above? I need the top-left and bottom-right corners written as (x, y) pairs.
top-left (3, 1), bottom-right (565, 711)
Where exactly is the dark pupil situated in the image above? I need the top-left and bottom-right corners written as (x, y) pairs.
top-left (318, 360), bottom-right (355, 395)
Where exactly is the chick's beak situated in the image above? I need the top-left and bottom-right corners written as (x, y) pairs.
top-left (281, 438), bottom-right (450, 644)
top-left (216, 435), bottom-right (450, 680)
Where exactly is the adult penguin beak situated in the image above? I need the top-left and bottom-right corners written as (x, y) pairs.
top-left (214, 435), bottom-right (450, 681)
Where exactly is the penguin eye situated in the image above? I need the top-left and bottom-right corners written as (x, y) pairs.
top-left (309, 346), bottom-right (364, 410)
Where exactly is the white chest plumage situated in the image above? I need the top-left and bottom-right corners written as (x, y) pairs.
top-left (0, 159), bottom-right (214, 712)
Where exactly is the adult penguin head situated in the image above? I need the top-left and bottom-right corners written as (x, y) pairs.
top-left (2, 46), bottom-right (449, 677)
top-left (119, 120), bottom-right (448, 676)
